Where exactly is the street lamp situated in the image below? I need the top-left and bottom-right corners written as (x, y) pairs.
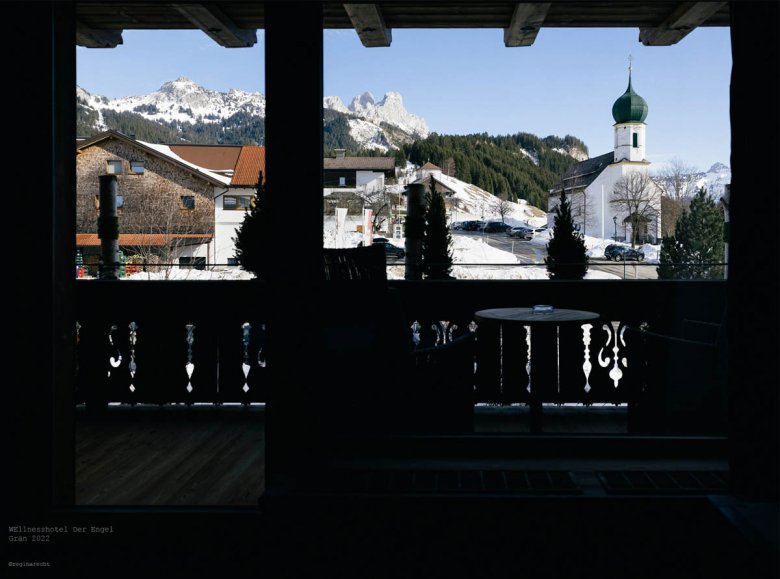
top-left (613, 215), bottom-right (617, 241)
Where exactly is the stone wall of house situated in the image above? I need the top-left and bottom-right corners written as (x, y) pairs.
top-left (76, 138), bottom-right (216, 235)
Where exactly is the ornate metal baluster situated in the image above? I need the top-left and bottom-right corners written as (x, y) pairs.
top-left (448, 322), bottom-right (459, 343)
top-left (128, 322), bottom-right (138, 392)
top-left (242, 322), bottom-right (251, 393)
top-left (468, 320), bottom-right (478, 333)
top-left (411, 321), bottom-right (421, 348)
top-left (108, 324), bottom-right (121, 378)
top-left (598, 321), bottom-right (627, 388)
top-left (582, 323), bottom-right (593, 393)
top-left (185, 323), bottom-right (195, 393)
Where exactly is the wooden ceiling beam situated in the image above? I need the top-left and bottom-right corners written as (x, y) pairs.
top-left (504, 3), bottom-right (551, 47)
top-left (172, 3), bottom-right (257, 47)
top-left (639, 2), bottom-right (727, 46)
top-left (343, 4), bottom-right (392, 47)
top-left (76, 21), bottom-right (123, 48)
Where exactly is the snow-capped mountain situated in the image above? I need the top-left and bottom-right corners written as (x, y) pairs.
top-left (328, 91), bottom-right (429, 139)
top-left (77, 77), bottom-right (266, 127)
top-left (694, 162), bottom-right (731, 200)
top-left (77, 78), bottom-right (428, 150)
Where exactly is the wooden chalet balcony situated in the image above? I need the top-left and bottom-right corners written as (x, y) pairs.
top-left (74, 278), bottom-right (728, 505)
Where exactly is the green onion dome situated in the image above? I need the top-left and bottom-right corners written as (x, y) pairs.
top-left (612, 74), bottom-right (648, 123)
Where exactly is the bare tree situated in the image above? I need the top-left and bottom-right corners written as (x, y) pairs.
top-left (492, 192), bottom-right (514, 223)
top-left (356, 186), bottom-right (392, 234)
top-left (567, 189), bottom-right (599, 236)
top-left (653, 157), bottom-right (699, 236)
top-left (610, 172), bottom-right (662, 247)
top-left (120, 181), bottom-right (213, 278)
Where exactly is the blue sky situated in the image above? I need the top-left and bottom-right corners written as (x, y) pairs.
top-left (78, 25), bottom-right (732, 171)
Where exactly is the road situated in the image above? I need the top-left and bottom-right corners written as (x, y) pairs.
top-left (453, 230), bottom-right (658, 280)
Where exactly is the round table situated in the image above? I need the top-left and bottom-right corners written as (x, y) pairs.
top-left (474, 307), bottom-right (601, 432)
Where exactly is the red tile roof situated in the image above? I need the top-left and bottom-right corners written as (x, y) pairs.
top-left (77, 233), bottom-right (213, 247)
top-left (169, 145), bottom-right (242, 171)
top-left (231, 146), bottom-right (266, 186)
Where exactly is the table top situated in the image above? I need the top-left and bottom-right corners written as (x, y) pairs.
top-left (474, 307), bottom-right (600, 325)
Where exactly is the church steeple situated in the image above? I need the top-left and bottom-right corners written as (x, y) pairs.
top-left (612, 58), bottom-right (649, 163)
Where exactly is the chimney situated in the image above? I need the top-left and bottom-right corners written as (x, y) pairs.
top-left (334, 149), bottom-right (346, 159)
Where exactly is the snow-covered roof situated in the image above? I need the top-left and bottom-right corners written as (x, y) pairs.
top-left (140, 141), bottom-right (233, 185)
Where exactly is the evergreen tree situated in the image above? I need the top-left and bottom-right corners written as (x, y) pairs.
top-left (657, 187), bottom-right (724, 279)
top-left (545, 188), bottom-right (589, 280)
top-left (232, 179), bottom-right (269, 279)
top-left (422, 179), bottom-right (454, 280)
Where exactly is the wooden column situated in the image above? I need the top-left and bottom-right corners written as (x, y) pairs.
top-left (728, 1), bottom-right (779, 500)
top-left (8, 1), bottom-right (76, 510)
top-left (263, 1), bottom-right (324, 493)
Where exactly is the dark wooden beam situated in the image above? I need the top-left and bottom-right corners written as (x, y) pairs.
top-left (639, 2), bottom-right (727, 46)
top-left (76, 21), bottom-right (123, 48)
top-left (172, 3), bottom-right (257, 47)
top-left (504, 3), bottom-right (550, 47)
top-left (343, 4), bottom-right (392, 47)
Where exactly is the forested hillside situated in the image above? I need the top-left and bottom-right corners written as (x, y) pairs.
top-left (403, 133), bottom-right (588, 208)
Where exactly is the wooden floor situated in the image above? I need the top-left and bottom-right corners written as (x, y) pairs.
top-left (76, 405), bottom-right (265, 506)
top-left (76, 403), bottom-right (715, 506)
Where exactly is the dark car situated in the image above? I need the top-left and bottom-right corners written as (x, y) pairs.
top-left (482, 221), bottom-right (512, 233)
top-left (461, 220), bottom-right (485, 231)
top-left (383, 243), bottom-right (405, 260)
top-left (604, 244), bottom-right (645, 261)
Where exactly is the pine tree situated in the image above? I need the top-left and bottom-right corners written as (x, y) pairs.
top-left (422, 179), bottom-right (454, 279)
top-left (657, 187), bottom-right (724, 279)
top-left (232, 179), bottom-right (268, 279)
top-left (545, 187), bottom-right (589, 280)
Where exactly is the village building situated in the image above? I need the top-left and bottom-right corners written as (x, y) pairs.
top-left (76, 130), bottom-right (265, 271)
top-left (549, 70), bottom-right (663, 244)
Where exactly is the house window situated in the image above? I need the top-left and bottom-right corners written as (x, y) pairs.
top-left (179, 256), bottom-right (206, 270)
top-left (106, 160), bottom-right (123, 174)
top-left (632, 133), bottom-right (638, 148)
top-left (181, 195), bottom-right (195, 209)
top-left (116, 195), bottom-right (124, 209)
top-left (223, 195), bottom-right (252, 210)
top-left (338, 176), bottom-right (346, 187)
top-left (130, 160), bottom-right (145, 174)
top-left (227, 257), bottom-right (239, 266)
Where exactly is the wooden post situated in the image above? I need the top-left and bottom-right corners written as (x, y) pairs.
top-left (98, 174), bottom-right (120, 280)
top-left (404, 183), bottom-right (425, 280)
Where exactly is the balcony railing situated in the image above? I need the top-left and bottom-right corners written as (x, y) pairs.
top-left (74, 279), bottom-right (726, 433)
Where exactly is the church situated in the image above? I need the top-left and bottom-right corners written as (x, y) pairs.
top-left (549, 68), bottom-right (663, 245)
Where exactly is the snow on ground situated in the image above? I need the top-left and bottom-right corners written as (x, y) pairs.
top-left (120, 218), bottom-right (658, 281)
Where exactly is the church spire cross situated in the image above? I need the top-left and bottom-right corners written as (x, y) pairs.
top-left (628, 54), bottom-right (633, 75)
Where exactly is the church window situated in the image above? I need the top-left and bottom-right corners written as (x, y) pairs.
top-left (632, 133), bottom-right (638, 147)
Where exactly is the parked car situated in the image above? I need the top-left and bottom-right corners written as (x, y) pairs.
top-left (506, 226), bottom-right (532, 238)
top-left (372, 237), bottom-right (390, 244)
top-left (482, 221), bottom-right (512, 233)
top-left (604, 244), bottom-right (645, 261)
top-left (383, 243), bottom-right (405, 259)
top-left (461, 220), bottom-right (484, 231)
